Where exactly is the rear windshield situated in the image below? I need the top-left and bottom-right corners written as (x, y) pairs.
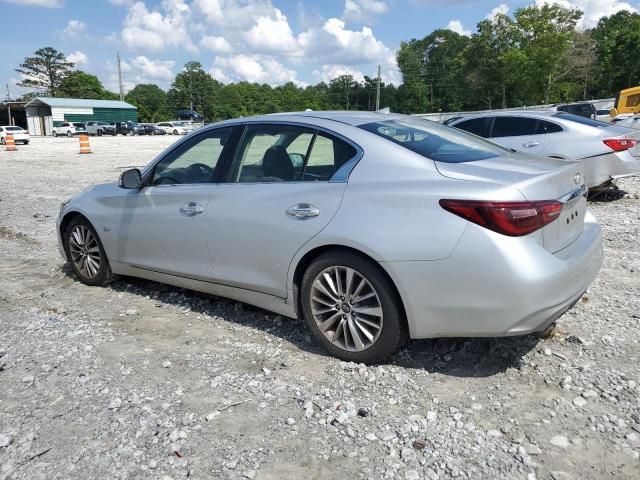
top-left (5, 126), bottom-right (23, 131)
top-left (358, 118), bottom-right (506, 163)
top-left (552, 113), bottom-right (610, 128)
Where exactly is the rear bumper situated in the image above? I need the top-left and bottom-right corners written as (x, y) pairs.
top-left (383, 210), bottom-right (603, 339)
top-left (581, 151), bottom-right (640, 187)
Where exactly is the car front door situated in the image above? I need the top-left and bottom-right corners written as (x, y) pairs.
top-left (489, 116), bottom-right (550, 155)
top-left (115, 126), bottom-right (240, 279)
top-left (205, 123), bottom-right (358, 298)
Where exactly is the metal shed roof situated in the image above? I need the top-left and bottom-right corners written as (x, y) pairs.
top-left (25, 97), bottom-right (137, 109)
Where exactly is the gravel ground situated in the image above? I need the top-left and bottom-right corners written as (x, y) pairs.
top-left (0, 136), bottom-right (639, 480)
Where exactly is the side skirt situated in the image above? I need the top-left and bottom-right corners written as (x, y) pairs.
top-left (111, 261), bottom-right (297, 319)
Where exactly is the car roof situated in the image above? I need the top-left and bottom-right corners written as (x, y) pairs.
top-left (213, 111), bottom-right (415, 128)
top-left (451, 110), bottom-right (561, 120)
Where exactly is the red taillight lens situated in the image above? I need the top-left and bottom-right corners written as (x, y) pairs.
top-left (603, 138), bottom-right (637, 152)
top-left (439, 199), bottom-right (563, 236)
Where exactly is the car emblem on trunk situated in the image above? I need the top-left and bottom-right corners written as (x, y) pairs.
top-left (574, 173), bottom-right (581, 185)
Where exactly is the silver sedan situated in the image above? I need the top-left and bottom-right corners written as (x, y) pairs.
top-left (57, 111), bottom-right (603, 363)
top-left (448, 111), bottom-right (640, 189)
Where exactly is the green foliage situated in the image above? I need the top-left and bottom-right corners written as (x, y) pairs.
top-left (15, 47), bottom-right (74, 97)
top-left (125, 84), bottom-right (171, 122)
top-left (58, 71), bottom-right (116, 99)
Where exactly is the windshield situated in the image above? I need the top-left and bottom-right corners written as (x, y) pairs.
top-left (358, 118), bottom-right (507, 163)
top-left (552, 112), bottom-right (611, 128)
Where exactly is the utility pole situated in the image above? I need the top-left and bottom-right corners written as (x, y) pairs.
top-left (5, 84), bottom-right (11, 125)
top-left (116, 52), bottom-right (124, 101)
top-left (375, 64), bottom-right (381, 111)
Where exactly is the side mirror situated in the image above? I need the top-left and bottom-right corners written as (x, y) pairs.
top-left (119, 168), bottom-right (143, 189)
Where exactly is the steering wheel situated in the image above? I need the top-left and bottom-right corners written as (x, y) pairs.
top-left (190, 163), bottom-right (216, 175)
top-left (154, 175), bottom-right (181, 185)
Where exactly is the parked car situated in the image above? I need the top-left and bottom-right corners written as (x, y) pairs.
top-left (0, 125), bottom-right (29, 144)
top-left (156, 121), bottom-right (191, 135)
top-left (85, 121), bottom-right (116, 136)
top-left (52, 122), bottom-right (79, 137)
top-left (448, 111), bottom-right (640, 189)
top-left (73, 122), bottom-right (88, 135)
top-left (112, 121), bottom-right (137, 136)
top-left (612, 113), bottom-right (640, 130)
top-left (136, 123), bottom-right (166, 135)
top-left (57, 111), bottom-right (603, 363)
top-left (554, 102), bottom-right (596, 119)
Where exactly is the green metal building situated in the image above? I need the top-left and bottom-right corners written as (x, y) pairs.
top-left (25, 97), bottom-right (137, 136)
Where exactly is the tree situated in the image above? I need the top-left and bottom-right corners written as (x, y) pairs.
top-left (168, 61), bottom-right (221, 119)
top-left (125, 84), bottom-right (170, 122)
top-left (58, 71), bottom-right (116, 99)
top-left (15, 47), bottom-right (74, 97)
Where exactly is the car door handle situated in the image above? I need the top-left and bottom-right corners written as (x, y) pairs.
top-left (523, 141), bottom-right (540, 148)
top-left (179, 202), bottom-right (205, 217)
top-left (286, 203), bottom-right (320, 219)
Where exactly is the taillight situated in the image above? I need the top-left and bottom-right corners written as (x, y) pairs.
top-left (603, 138), bottom-right (637, 152)
top-left (439, 199), bottom-right (563, 236)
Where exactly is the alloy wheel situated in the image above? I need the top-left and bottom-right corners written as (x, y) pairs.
top-left (68, 224), bottom-right (102, 279)
top-left (310, 266), bottom-right (383, 352)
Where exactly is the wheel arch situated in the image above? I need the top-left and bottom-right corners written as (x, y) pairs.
top-left (290, 244), bottom-right (409, 334)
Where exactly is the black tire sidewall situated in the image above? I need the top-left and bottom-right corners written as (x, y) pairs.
top-left (64, 217), bottom-right (110, 286)
top-left (301, 251), bottom-right (405, 363)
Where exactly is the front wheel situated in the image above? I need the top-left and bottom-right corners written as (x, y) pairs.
top-left (53, 131), bottom-right (58, 137)
top-left (64, 217), bottom-right (114, 286)
top-left (301, 251), bottom-right (405, 363)
top-left (97, 130), bottom-right (103, 136)
top-left (173, 129), bottom-right (179, 135)
top-left (66, 130), bottom-right (72, 137)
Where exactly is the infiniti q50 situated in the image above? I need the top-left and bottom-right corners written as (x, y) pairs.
top-left (57, 111), bottom-right (603, 363)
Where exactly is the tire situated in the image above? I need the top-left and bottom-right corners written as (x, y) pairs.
top-left (173, 129), bottom-right (179, 135)
top-left (97, 129), bottom-right (103, 136)
top-left (23, 141), bottom-right (29, 145)
top-left (66, 130), bottom-right (72, 137)
top-left (52, 131), bottom-right (58, 137)
top-left (300, 250), bottom-right (406, 363)
top-left (64, 216), bottom-right (115, 287)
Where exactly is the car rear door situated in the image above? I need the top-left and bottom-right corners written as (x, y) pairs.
top-left (489, 116), bottom-right (550, 155)
top-left (204, 123), bottom-right (358, 298)
top-left (115, 126), bottom-right (240, 279)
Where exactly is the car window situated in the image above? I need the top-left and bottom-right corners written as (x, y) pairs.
top-left (151, 128), bottom-right (234, 185)
top-left (303, 133), bottom-right (356, 181)
top-left (552, 113), bottom-right (611, 128)
top-left (453, 118), bottom-right (487, 137)
top-left (230, 125), bottom-right (315, 183)
top-left (360, 118), bottom-right (506, 163)
top-left (537, 120), bottom-right (563, 134)
top-left (490, 117), bottom-right (538, 138)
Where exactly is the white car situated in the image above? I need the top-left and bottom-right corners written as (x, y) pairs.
top-left (156, 121), bottom-right (191, 135)
top-left (449, 111), bottom-right (640, 189)
top-left (52, 122), bottom-right (78, 137)
top-left (0, 126), bottom-right (30, 145)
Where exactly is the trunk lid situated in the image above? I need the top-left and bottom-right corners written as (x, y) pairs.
top-left (436, 154), bottom-right (587, 252)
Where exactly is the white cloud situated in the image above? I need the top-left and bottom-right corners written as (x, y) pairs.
top-left (212, 54), bottom-right (300, 85)
top-left (105, 55), bottom-right (175, 92)
top-left (67, 51), bottom-right (88, 66)
top-left (446, 19), bottom-right (471, 36)
top-left (314, 64), bottom-right (365, 83)
top-left (342, 0), bottom-right (388, 22)
top-left (201, 35), bottom-right (233, 53)
top-left (121, 0), bottom-right (197, 52)
top-left (245, 8), bottom-right (299, 54)
top-left (63, 19), bottom-right (86, 38)
top-left (486, 3), bottom-right (509, 20)
top-left (2, 0), bottom-right (62, 7)
top-left (535, 0), bottom-right (638, 29)
top-left (109, 0), bottom-right (134, 5)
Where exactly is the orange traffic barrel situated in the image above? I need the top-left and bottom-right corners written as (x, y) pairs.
top-left (79, 134), bottom-right (91, 154)
top-left (4, 134), bottom-right (17, 152)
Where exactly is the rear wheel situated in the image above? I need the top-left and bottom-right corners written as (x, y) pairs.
top-left (301, 251), bottom-right (405, 363)
top-left (52, 131), bottom-right (58, 137)
top-left (64, 216), bottom-right (114, 286)
top-left (97, 129), bottom-right (103, 136)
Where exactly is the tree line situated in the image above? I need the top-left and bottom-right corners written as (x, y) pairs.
top-left (11, 5), bottom-right (640, 121)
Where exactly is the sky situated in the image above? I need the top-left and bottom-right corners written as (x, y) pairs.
top-left (1, 0), bottom-right (638, 98)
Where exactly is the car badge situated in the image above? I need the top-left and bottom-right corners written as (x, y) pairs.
top-left (574, 173), bottom-right (581, 185)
